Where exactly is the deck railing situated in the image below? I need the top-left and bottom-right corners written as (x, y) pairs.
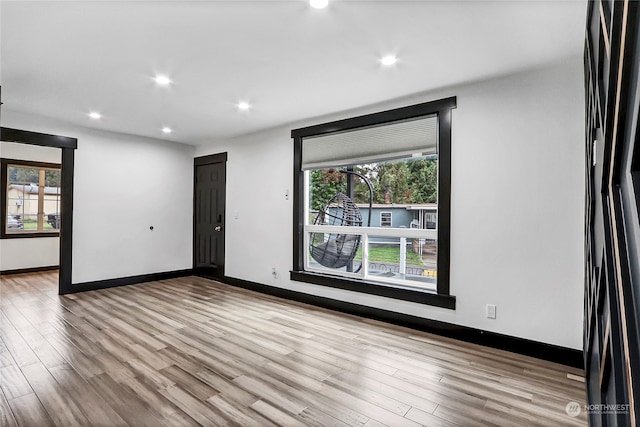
top-left (304, 224), bottom-right (438, 291)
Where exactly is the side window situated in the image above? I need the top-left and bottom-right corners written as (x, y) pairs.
top-left (2, 159), bottom-right (61, 237)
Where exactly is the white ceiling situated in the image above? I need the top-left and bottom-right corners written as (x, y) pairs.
top-left (1, 0), bottom-right (586, 146)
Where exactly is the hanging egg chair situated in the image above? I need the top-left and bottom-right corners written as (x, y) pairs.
top-left (309, 170), bottom-right (373, 270)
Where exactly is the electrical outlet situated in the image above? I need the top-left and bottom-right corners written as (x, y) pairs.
top-left (271, 268), bottom-right (278, 279)
top-left (486, 304), bottom-right (497, 319)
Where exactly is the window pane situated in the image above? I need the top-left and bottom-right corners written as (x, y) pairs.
top-left (21, 214), bottom-right (40, 231)
top-left (8, 168), bottom-right (41, 232)
top-left (308, 157), bottom-right (438, 228)
top-left (6, 165), bottom-right (60, 234)
top-left (43, 171), bottom-right (61, 230)
top-left (43, 195), bottom-right (61, 229)
top-left (307, 231), bottom-right (363, 276)
top-left (6, 213), bottom-right (24, 231)
top-left (8, 166), bottom-right (39, 186)
top-left (366, 237), bottom-right (437, 291)
top-left (305, 155), bottom-right (439, 290)
top-left (44, 169), bottom-right (61, 187)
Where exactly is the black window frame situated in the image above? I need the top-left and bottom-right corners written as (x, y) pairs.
top-left (291, 96), bottom-right (457, 309)
top-left (1, 158), bottom-right (61, 239)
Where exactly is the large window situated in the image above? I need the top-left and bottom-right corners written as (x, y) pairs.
top-left (291, 97), bottom-right (456, 308)
top-left (1, 159), bottom-right (61, 237)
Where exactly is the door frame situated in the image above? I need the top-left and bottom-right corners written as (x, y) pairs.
top-left (0, 127), bottom-right (77, 294)
top-left (193, 152), bottom-right (227, 278)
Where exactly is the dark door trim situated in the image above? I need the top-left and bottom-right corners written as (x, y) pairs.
top-left (0, 127), bottom-right (77, 295)
top-left (195, 152), bottom-right (227, 166)
top-left (193, 152), bottom-right (227, 279)
top-left (1, 127), bottom-right (77, 150)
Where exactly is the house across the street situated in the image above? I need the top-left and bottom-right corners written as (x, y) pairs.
top-left (357, 203), bottom-right (437, 229)
top-left (7, 184), bottom-right (61, 221)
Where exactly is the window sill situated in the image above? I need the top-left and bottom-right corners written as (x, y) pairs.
top-left (1, 232), bottom-right (60, 239)
top-left (290, 270), bottom-right (456, 309)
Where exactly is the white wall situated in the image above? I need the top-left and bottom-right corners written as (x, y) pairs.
top-left (0, 141), bottom-right (62, 271)
top-left (0, 141), bottom-right (61, 163)
top-left (1, 111), bottom-right (195, 282)
top-left (196, 57), bottom-right (586, 350)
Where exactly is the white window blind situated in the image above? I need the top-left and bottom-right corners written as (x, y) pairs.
top-left (301, 115), bottom-right (437, 170)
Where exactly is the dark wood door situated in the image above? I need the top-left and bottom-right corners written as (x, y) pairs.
top-left (194, 155), bottom-right (226, 278)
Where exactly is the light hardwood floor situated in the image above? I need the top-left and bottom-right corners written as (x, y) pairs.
top-left (0, 271), bottom-right (587, 426)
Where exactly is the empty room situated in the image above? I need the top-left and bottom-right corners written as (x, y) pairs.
top-left (1, 0), bottom-right (639, 426)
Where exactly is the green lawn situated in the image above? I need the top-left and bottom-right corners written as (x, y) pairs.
top-left (22, 220), bottom-right (54, 230)
top-left (356, 245), bottom-right (424, 266)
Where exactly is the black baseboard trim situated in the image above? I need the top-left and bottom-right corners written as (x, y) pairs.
top-left (0, 265), bottom-right (59, 276)
top-left (63, 269), bottom-right (194, 294)
top-left (219, 275), bottom-right (584, 369)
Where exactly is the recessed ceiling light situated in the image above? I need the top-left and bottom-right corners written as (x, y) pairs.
top-left (88, 112), bottom-right (102, 119)
top-left (380, 55), bottom-right (398, 66)
top-left (154, 75), bottom-right (172, 86)
top-left (237, 101), bottom-right (251, 111)
top-left (162, 127), bottom-right (172, 134)
top-left (310, 0), bottom-right (328, 9)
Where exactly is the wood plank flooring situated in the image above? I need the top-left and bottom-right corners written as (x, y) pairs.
top-left (0, 271), bottom-right (588, 426)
